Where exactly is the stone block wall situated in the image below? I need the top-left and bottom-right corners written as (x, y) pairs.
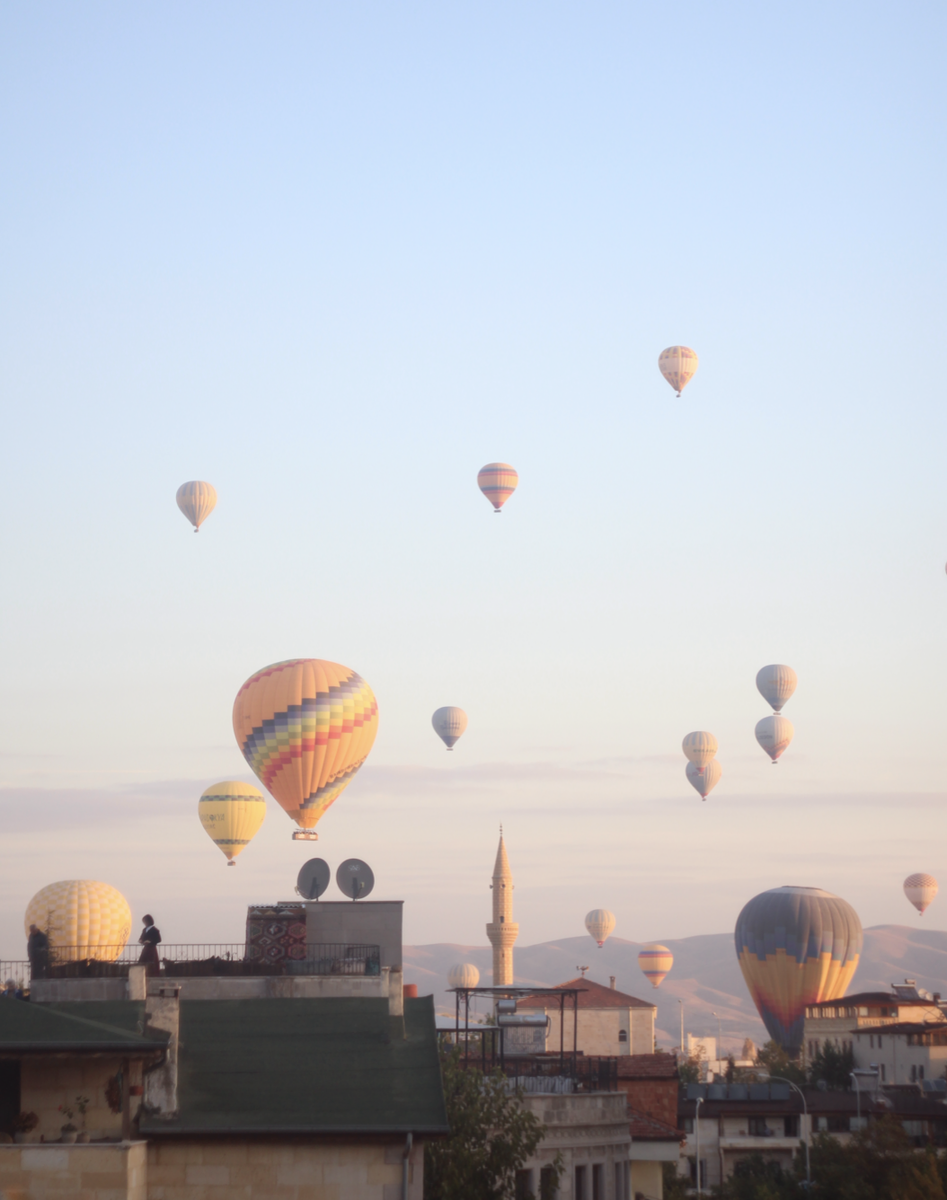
top-left (0, 1140), bottom-right (146, 1199)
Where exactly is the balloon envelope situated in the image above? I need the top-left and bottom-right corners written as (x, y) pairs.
top-left (447, 963), bottom-right (480, 989)
top-left (658, 346), bottom-right (698, 395)
top-left (734, 885), bottom-right (862, 1054)
top-left (638, 944), bottom-right (674, 988)
top-left (904, 873), bottom-right (938, 916)
top-left (585, 909), bottom-right (616, 948)
top-left (756, 665), bottom-right (797, 713)
top-left (432, 707), bottom-right (468, 750)
top-left (477, 463), bottom-right (518, 511)
top-left (25, 880), bottom-right (132, 962)
top-left (176, 481), bottom-right (217, 531)
top-left (199, 780), bottom-right (266, 865)
top-left (682, 731), bottom-right (718, 774)
top-left (233, 659), bottom-right (379, 834)
top-left (755, 715), bottom-right (794, 762)
top-left (686, 759), bottom-right (721, 800)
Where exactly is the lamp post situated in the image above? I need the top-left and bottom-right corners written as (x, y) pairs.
top-left (679, 998), bottom-right (685, 1056)
top-left (694, 1095), bottom-right (703, 1196)
top-left (712, 1010), bottom-right (722, 1072)
top-left (759, 1074), bottom-right (810, 1190)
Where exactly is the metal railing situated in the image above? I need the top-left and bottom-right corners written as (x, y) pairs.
top-left (439, 1028), bottom-right (618, 1093)
top-left (14, 944), bottom-right (381, 981)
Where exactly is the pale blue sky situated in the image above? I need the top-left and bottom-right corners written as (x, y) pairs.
top-left (1, 3), bottom-right (945, 963)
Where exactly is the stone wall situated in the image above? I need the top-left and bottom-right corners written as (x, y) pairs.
top-left (147, 1138), bottom-right (423, 1200)
top-left (0, 1140), bottom-right (146, 1199)
top-left (544, 1006), bottom-right (654, 1057)
top-left (30, 972), bottom-right (392, 1005)
top-left (21, 1057), bottom-right (126, 1143)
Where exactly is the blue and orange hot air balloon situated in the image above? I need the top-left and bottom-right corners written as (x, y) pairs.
top-left (233, 659), bottom-right (378, 840)
top-left (734, 886), bottom-right (862, 1055)
top-left (477, 463), bottom-right (518, 513)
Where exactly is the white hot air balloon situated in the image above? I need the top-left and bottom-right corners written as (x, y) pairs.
top-left (585, 909), bottom-right (616, 948)
top-left (755, 715), bottom-right (794, 763)
top-left (432, 707), bottom-right (468, 751)
top-left (682, 731), bottom-right (718, 776)
top-left (686, 759), bottom-right (721, 800)
top-left (447, 963), bottom-right (480, 988)
top-left (756, 665), bottom-right (798, 714)
top-left (904, 874), bottom-right (938, 916)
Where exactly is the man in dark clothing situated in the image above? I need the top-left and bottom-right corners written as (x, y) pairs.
top-left (27, 925), bottom-right (49, 980)
top-left (138, 915), bottom-right (161, 976)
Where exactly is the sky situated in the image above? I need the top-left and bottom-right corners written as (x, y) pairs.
top-left (1, 2), bottom-right (946, 964)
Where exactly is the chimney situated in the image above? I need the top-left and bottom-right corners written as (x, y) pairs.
top-left (403, 984), bottom-right (418, 1000)
top-left (610, 977), bottom-right (616, 990)
top-left (143, 985), bottom-right (180, 1119)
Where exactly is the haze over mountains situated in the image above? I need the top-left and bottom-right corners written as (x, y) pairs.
top-left (404, 925), bottom-right (947, 1054)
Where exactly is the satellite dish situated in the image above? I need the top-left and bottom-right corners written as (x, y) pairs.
top-left (336, 858), bottom-right (374, 901)
top-left (296, 858), bottom-right (331, 900)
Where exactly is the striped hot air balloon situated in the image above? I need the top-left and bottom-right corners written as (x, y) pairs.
top-left (25, 881), bottom-right (132, 963)
top-left (755, 715), bottom-right (794, 763)
top-left (432, 707), bottom-right (468, 750)
top-left (447, 963), bottom-right (480, 989)
top-left (638, 944), bottom-right (674, 989)
top-left (756, 665), bottom-right (797, 713)
top-left (477, 463), bottom-right (518, 512)
top-left (682, 731), bottom-right (718, 776)
top-left (585, 909), bottom-right (616, 948)
top-left (734, 886), bottom-right (862, 1055)
top-left (686, 759), bottom-right (721, 800)
top-left (904, 873), bottom-right (938, 916)
top-left (198, 781), bottom-right (266, 865)
top-left (233, 659), bottom-right (378, 838)
top-left (658, 346), bottom-right (699, 397)
top-left (176, 481), bottom-right (217, 531)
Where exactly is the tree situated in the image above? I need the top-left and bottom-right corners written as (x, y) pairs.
top-left (753, 1041), bottom-right (806, 1087)
top-left (807, 1040), bottom-right (853, 1091)
top-left (711, 1153), bottom-right (802, 1200)
top-left (662, 1160), bottom-right (690, 1199)
top-left (807, 1120), bottom-right (946, 1200)
top-left (424, 1048), bottom-right (562, 1200)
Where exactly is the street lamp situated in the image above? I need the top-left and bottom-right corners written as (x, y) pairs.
top-left (679, 998), bottom-right (685, 1055)
top-left (758, 1073), bottom-right (810, 1190)
top-left (712, 1010), bottom-right (722, 1071)
top-left (694, 1095), bottom-right (703, 1197)
top-left (851, 1066), bottom-right (880, 1127)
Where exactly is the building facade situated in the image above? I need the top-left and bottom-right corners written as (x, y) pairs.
top-left (801, 982), bottom-right (945, 1066)
top-left (520, 977), bottom-right (656, 1057)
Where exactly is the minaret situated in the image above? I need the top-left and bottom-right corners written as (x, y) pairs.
top-left (486, 826), bottom-right (519, 985)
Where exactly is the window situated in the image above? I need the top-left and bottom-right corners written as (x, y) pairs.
top-left (878, 1036), bottom-right (883, 1048)
top-left (748, 1117), bottom-right (769, 1137)
top-left (539, 1166), bottom-right (559, 1199)
top-left (870, 1035), bottom-right (874, 1049)
top-left (784, 1116), bottom-right (800, 1137)
top-left (591, 1164), bottom-right (603, 1200)
top-left (575, 1165), bottom-right (587, 1200)
top-left (683, 1117), bottom-right (694, 1134)
top-left (618, 1029), bottom-right (628, 1043)
top-left (920, 1066), bottom-right (925, 1080)
top-left (911, 1065), bottom-right (918, 1083)
top-left (515, 1169), bottom-right (533, 1200)
top-left (859, 1007), bottom-right (869, 1016)
top-left (880, 1064), bottom-right (886, 1082)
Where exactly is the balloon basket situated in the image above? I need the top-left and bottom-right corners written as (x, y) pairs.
top-left (292, 830), bottom-right (319, 841)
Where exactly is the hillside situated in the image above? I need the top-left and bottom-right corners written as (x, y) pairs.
top-left (403, 925), bottom-right (947, 1054)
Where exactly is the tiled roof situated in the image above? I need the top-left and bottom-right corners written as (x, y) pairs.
top-left (628, 1106), bottom-right (683, 1141)
top-left (616, 1053), bottom-right (678, 1079)
top-left (518, 978), bottom-right (656, 1011)
top-left (808, 992), bottom-right (934, 1009)
top-left (0, 1000), bottom-right (167, 1053)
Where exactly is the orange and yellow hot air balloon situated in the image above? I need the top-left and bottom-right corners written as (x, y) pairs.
top-left (638, 944), bottom-right (674, 989)
top-left (477, 463), bottom-right (518, 512)
top-left (198, 781), bottom-right (266, 865)
top-left (233, 659), bottom-right (378, 840)
top-left (658, 346), bottom-right (698, 397)
top-left (176, 481), bottom-right (217, 532)
top-left (734, 885), bottom-right (862, 1055)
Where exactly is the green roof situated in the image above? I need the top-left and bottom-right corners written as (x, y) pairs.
top-left (140, 995), bottom-right (447, 1136)
top-left (0, 1000), bottom-right (167, 1053)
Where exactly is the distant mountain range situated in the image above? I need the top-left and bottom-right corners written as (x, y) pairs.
top-left (403, 925), bottom-right (947, 1054)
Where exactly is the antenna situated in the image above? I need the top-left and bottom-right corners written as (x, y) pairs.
top-left (336, 859), bottom-right (375, 901)
top-left (296, 858), bottom-right (331, 901)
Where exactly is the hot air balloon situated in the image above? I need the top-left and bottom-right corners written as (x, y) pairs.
top-left (682, 731), bottom-right (718, 776)
top-left (477, 463), bottom-right (518, 512)
top-left (432, 707), bottom-right (468, 750)
top-left (585, 909), bottom-right (616, 948)
top-left (658, 346), bottom-right (699, 397)
top-left (904, 873), bottom-right (938, 916)
top-left (734, 885), bottom-right (862, 1055)
top-left (198, 781), bottom-right (266, 866)
top-left (24, 881), bottom-right (132, 962)
top-left (638, 944), bottom-right (674, 989)
top-left (756, 665), bottom-right (797, 714)
top-left (447, 963), bottom-right (481, 989)
top-left (755, 715), bottom-right (794, 763)
top-left (176, 481), bottom-right (217, 532)
top-left (233, 659), bottom-right (379, 840)
top-left (686, 759), bottom-right (721, 800)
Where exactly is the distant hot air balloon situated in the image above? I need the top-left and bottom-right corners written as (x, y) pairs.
top-left (735, 885), bottom-right (862, 1055)
top-left (176, 481), bottom-right (217, 532)
top-left (432, 707), bottom-right (468, 750)
top-left (638, 944), bottom-right (674, 989)
top-left (24, 881), bottom-right (132, 962)
top-left (198, 781), bottom-right (266, 866)
top-left (682, 731), bottom-right (718, 776)
top-left (756, 665), bottom-right (797, 714)
top-left (904, 873), bottom-right (938, 916)
top-left (686, 759), bottom-right (721, 800)
top-left (658, 346), bottom-right (699, 397)
top-left (233, 659), bottom-right (378, 839)
top-left (585, 909), bottom-right (616, 948)
top-left (477, 463), bottom-right (518, 512)
top-left (755, 715), bottom-right (794, 763)
top-left (447, 963), bottom-right (480, 989)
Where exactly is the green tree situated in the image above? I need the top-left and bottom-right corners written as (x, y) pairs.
top-left (711, 1153), bottom-right (802, 1200)
top-left (806, 1040), bottom-right (854, 1091)
top-left (662, 1160), bottom-right (690, 1199)
top-left (807, 1120), bottom-right (946, 1200)
top-left (424, 1048), bottom-right (562, 1200)
top-left (753, 1041), bottom-right (806, 1087)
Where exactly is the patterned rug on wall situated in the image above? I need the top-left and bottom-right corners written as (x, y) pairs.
top-left (245, 905), bottom-right (308, 963)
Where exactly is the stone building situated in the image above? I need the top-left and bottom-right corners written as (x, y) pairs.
top-left (801, 981), bottom-right (945, 1066)
top-left (519, 976), bottom-right (656, 1057)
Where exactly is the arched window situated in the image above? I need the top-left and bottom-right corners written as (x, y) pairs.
top-left (618, 1030), bottom-right (628, 1043)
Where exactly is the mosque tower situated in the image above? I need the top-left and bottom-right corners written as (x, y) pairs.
top-left (486, 826), bottom-right (519, 985)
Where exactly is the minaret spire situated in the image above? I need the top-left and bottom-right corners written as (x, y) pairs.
top-left (486, 827), bottom-right (519, 986)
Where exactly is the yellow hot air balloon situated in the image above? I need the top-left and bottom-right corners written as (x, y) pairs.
top-left (199, 781), bottom-right (266, 866)
top-left (176, 481), bottom-right (217, 532)
top-left (658, 346), bottom-right (698, 397)
top-left (638, 944), bottom-right (674, 988)
top-left (24, 881), bottom-right (132, 962)
top-left (233, 659), bottom-right (379, 839)
top-left (585, 909), bottom-right (616, 948)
